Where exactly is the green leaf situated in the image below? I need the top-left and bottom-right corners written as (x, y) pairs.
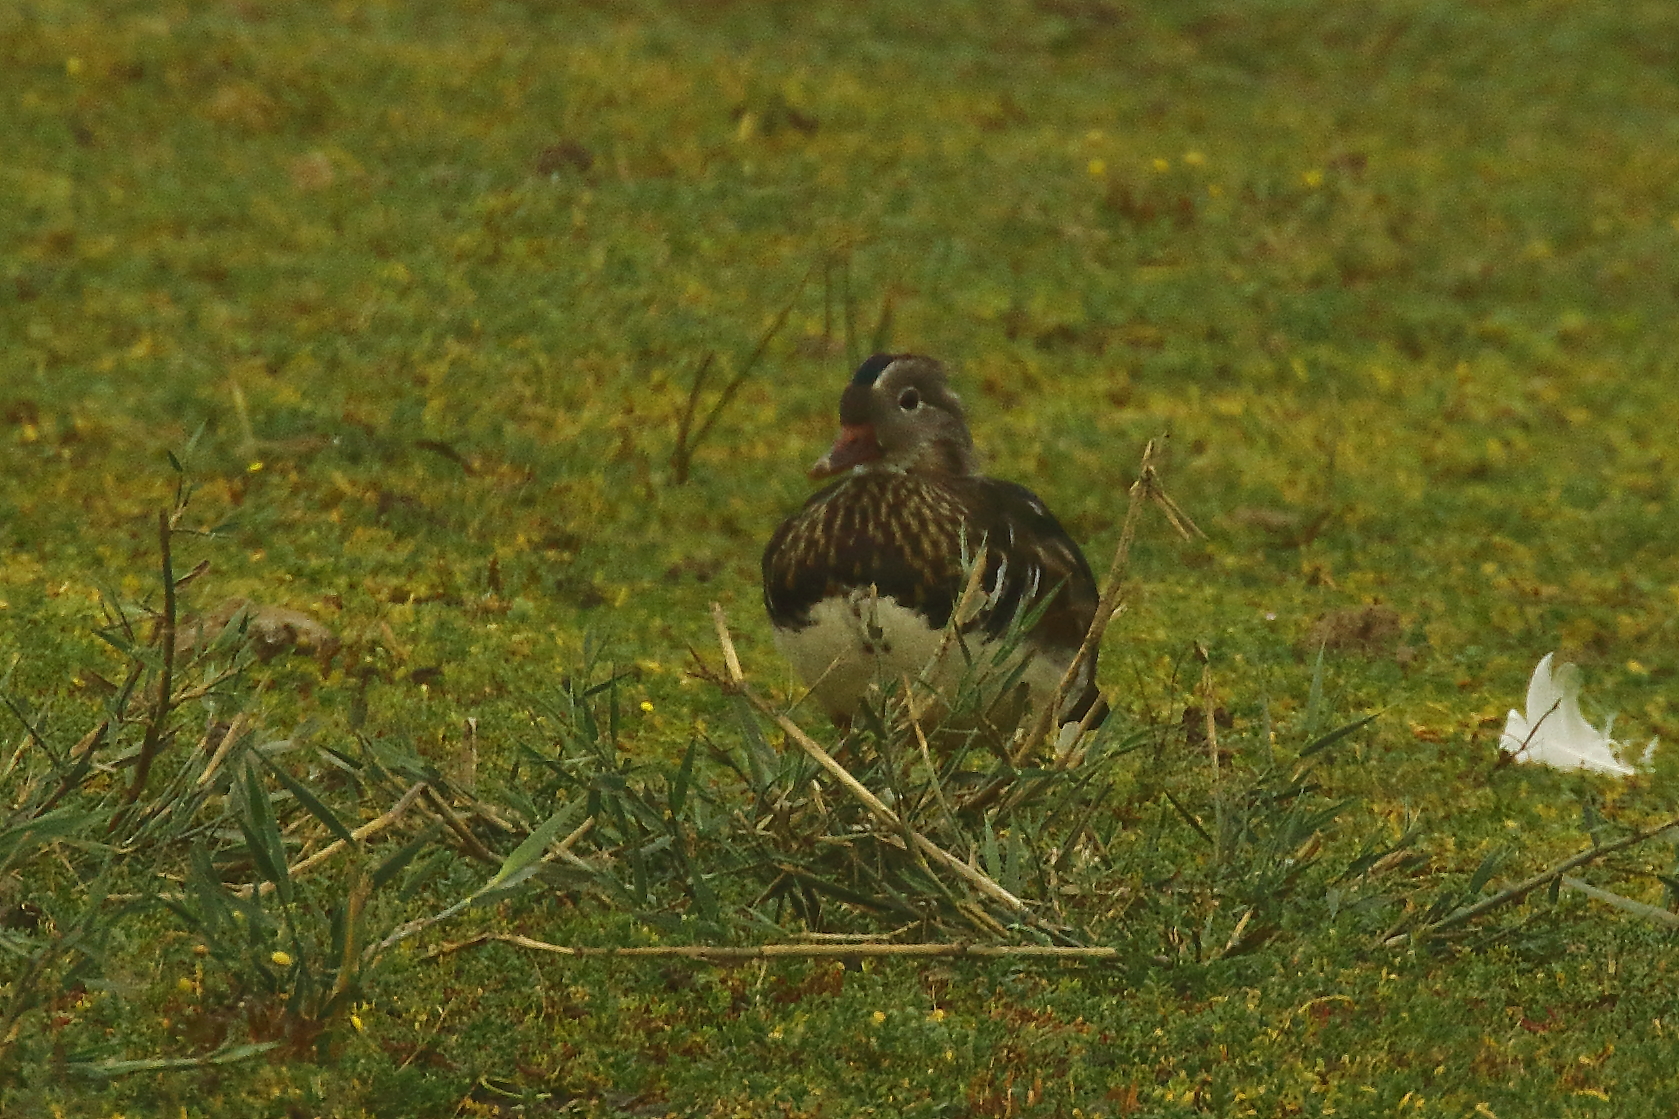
top-left (264, 759), bottom-right (355, 845)
top-left (982, 814), bottom-right (1002, 882)
top-left (482, 798), bottom-right (586, 894)
top-left (72, 1041), bottom-right (281, 1077)
top-left (0, 929), bottom-right (39, 958)
top-left (1299, 713), bottom-right (1380, 759)
top-left (1003, 825), bottom-right (1028, 897)
top-left (1303, 642), bottom-right (1326, 733)
top-left (239, 767), bottom-right (291, 904)
top-left (1466, 847), bottom-right (1508, 897)
top-left (731, 698), bottom-right (774, 791)
top-left (0, 807), bottom-right (98, 872)
top-left (669, 739), bottom-right (697, 817)
top-left (371, 825), bottom-right (442, 890)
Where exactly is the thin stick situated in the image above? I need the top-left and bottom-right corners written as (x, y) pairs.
top-left (669, 352), bottom-right (716, 485)
top-left (123, 512), bottom-right (176, 806)
top-left (1199, 646), bottom-right (1218, 782)
top-left (1384, 814), bottom-right (1679, 946)
top-left (545, 817), bottom-right (596, 870)
top-left (671, 266), bottom-right (814, 484)
top-left (421, 786), bottom-right (498, 865)
top-left (29, 718), bottom-right (112, 818)
top-left (423, 932), bottom-right (1121, 963)
top-left (1199, 644), bottom-right (1223, 864)
top-left (240, 781), bottom-right (428, 897)
top-left (1016, 440), bottom-right (1159, 767)
top-left (768, 699), bottom-right (1026, 912)
top-left (688, 271), bottom-right (810, 454)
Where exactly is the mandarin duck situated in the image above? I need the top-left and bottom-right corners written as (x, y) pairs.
top-left (762, 353), bottom-right (1106, 741)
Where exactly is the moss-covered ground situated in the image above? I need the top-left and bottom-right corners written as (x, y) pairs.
top-left (6, 1), bottom-right (1679, 1114)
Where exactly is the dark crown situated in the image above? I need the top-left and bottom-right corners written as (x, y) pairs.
top-left (850, 353), bottom-right (903, 387)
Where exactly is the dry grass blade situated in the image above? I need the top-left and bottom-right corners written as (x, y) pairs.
top-left (422, 932), bottom-right (1121, 963)
top-left (710, 601), bottom-right (744, 686)
top-left (913, 544), bottom-right (990, 718)
top-left (196, 707), bottom-right (256, 788)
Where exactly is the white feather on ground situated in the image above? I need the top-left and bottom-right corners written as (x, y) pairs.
top-left (1499, 653), bottom-right (1653, 776)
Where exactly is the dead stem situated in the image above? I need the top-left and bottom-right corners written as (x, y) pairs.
top-left (1021, 435), bottom-right (1200, 771)
top-left (1560, 875), bottom-right (1679, 930)
top-left (422, 932), bottom-right (1121, 963)
top-left (670, 267), bottom-right (813, 484)
top-left (195, 706), bottom-right (257, 788)
top-left (240, 781), bottom-right (428, 898)
top-left (421, 786), bottom-right (499, 865)
top-left (1384, 813), bottom-right (1679, 946)
top-left (122, 511), bottom-right (177, 808)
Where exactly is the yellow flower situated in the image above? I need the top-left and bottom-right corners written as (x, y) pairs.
top-left (270, 950), bottom-right (293, 967)
top-left (639, 700), bottom-right (654, 713)
top-left (1086, 158), bottom-right (1106, 178)
top-left (929, 1008), bottom-right (946, 1022)
top-left (1183, 150), bottom-right (1206, 167)
top-left (1151, 157), bottom-right (1170, 172)
top-left (870, 1010), bottom-right (886, 1025)
top-left (350, 1013), bottom-right (365, 1032)
top-left (1301, 168), bottom-right (1325, 188)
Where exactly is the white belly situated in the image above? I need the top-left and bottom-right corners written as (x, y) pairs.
top-left (773, 589), bottom-right (1076, 724)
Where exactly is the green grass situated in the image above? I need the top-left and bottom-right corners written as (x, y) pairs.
top-left (6, 0), bottom-right (1679, 1114)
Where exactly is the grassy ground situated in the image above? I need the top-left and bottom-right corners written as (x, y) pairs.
top-left (6, 0), bottom-right (1679, 1114)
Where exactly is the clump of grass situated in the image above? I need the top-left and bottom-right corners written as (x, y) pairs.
top-left (0, 477), bottom-right (485, 1074)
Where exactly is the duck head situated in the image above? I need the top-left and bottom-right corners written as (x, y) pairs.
top-left (809, 353), bottom-right (977, 479)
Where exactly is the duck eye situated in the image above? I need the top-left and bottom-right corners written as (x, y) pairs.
top-left (898, 388), bottom-right (921, 411)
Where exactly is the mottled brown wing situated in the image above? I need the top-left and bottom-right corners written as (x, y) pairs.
top-left (762, 474), bottom-right (968, 632)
